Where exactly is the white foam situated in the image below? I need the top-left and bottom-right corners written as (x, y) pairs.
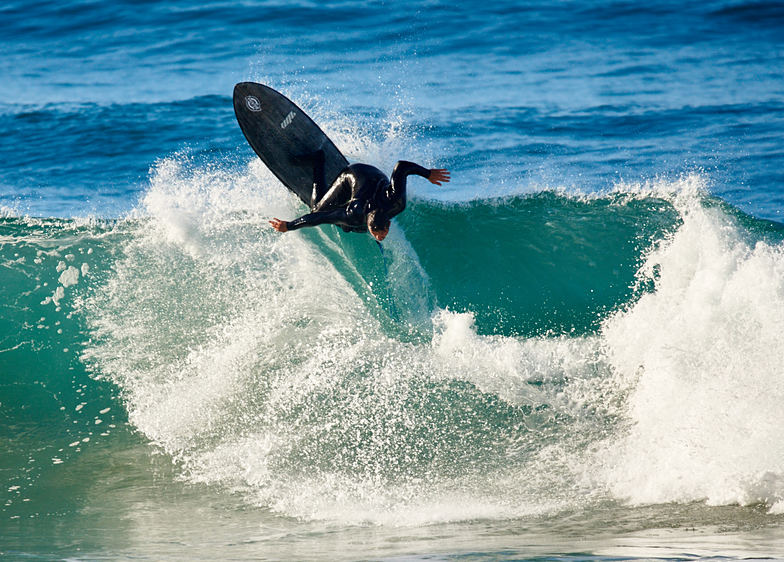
top-left (593, 185), bottom-right (784, 511)
top-left (84, 150), bottom-right (598, 523)
top-left (83, 148), bottom-right (784, 525)
top-left (58, 265), bottom-right (80, 287)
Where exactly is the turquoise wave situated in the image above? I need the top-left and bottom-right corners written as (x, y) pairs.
top-left (0, 188), bottom-right (779, 425)
top-left (0, 218), bottom-right (125, 519)
top-left (400, 192), bottom-right (682, 335)
top-left (3, 184), bottom-right (784, 524)
top-left (292, 190), bottom-right (691, 338)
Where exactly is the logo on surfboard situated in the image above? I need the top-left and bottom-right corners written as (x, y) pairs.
top-left (280, 110), bottom-right (296, 129)
top-left (245, 96), bottom-right (262, 112)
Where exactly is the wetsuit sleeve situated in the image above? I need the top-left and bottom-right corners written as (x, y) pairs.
top-left (385, 161), bottom-right (431, 217)
top-left (391, 161), bottom-right (430, 186)
top-left (285, 208), bottom-right (350, 231)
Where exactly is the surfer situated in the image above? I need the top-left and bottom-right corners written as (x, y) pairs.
top-left (269, 150), bottom-right (450, 242)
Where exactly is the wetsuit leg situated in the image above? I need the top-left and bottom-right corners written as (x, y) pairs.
top-left (308, 149), bottom-right (327, 210)
top-left (313, 174), bottom-right (353, 213)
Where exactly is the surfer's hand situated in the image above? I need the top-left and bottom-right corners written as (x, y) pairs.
top-left (428, 169), bottom-right (450, 186)
top-left (269, 218), bottom-right (288, 232)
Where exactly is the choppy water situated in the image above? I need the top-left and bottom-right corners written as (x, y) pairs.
top-left (2, 1), bottom-right (784, 560)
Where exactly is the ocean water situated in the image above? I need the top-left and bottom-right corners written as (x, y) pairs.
top-left (2, 0), bottom-right (784, 559)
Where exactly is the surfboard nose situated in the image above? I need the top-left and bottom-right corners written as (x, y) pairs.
top-left (232, 82), bottom-right (348, 206)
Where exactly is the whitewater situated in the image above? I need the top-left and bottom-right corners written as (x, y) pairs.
top-left (2, 0), bottom-right (784, 559)
top-left (5, 154), bottom-right (784, 557)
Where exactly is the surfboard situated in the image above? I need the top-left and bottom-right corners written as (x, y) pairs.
top-left (233, 82), bottom-right (349, 206)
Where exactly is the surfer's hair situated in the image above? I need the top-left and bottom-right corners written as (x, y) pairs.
top-left (368, 210), bottom-right (390, 232)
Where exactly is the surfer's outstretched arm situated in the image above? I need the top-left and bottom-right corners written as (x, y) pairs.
top-left (391, 162), bottom-right (450, 187)
top-left (385, 161), bottom-right (450, 215)
top-left (389, 161), bottom-right (431, 197)
top-left (269, 208), bottom-right (350, 232)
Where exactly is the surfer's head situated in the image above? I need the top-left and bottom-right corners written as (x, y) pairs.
top-left (367, 210), bottom-right (390, 242)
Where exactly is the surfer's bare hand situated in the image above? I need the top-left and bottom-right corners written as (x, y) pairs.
top-left (428, 169), bottom-right (450, 186)
top-left (269, 218), bottom-right (288, 232)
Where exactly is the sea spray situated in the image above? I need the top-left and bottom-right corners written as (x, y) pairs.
top-left (75, 159), bottom-right (784, 525)
top-left (79, 157), bottom-right (603, 523)
top-left (595, 183), bottom-right (784, 511)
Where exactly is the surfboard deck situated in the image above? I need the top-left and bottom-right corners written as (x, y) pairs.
top-left (233, 82), bottom-right (349, 206)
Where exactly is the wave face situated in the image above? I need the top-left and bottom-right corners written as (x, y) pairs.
top-left (5, 159), bottom-right (781, 527)
top-left (3, 0), bottom-right (784, 555)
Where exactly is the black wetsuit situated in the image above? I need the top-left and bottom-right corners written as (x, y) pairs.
top-left (285, 153), bottom-right (430, 233)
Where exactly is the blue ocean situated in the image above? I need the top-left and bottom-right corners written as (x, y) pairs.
top-left (2, 1), bottom-right (784, 559)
